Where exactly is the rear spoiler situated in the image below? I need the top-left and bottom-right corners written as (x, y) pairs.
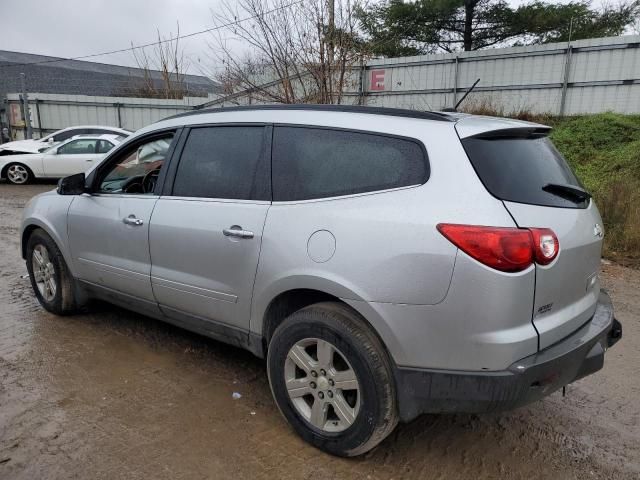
top-left (455, 116), bottom-right (551, 140)
top-left (466, 127), bottom-right (552, 140)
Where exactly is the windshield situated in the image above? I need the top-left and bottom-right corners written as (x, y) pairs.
top-left (40, 143), bottom-right (59, 153)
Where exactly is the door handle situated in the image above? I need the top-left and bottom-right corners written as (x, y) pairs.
top-left (85, 159), bottom-right (93, 162)
top-left (223, 226), bottom-right (254, 239)
top-left (123, 215), bottom-right (144, 226)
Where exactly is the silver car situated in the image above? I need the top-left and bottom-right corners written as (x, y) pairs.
top-left (20, 105), bottom-right (622, 456)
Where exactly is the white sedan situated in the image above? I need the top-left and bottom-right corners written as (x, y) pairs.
top-left (0, 134), bottom-right (125, 184)
top-left (0, 125), bottom-right (131, 155)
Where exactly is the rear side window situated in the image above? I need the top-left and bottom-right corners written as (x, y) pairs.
top-left (172, 126), bottom-right (269, 200)
top-left (96, 140), bottom-right (114, 153)
top-left (462, 134), bottom-right (587, 209)
top-left (272, 127), bottom-right (428, 201)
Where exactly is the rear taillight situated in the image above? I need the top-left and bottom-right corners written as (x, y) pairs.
top-left (437, 224), bottom-right (559, 273)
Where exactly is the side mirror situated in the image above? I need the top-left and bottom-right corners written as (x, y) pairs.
top-left (57, 173), bottom-right (87, 195)
top-left (48, 137), bottom-right (54, 144)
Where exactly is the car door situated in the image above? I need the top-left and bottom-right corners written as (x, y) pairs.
top-left (45, 138), bottom-right (101, 177)
top-left (149, 125), bottom-right (271, 333)
top-left (67, 131), bottom-right (178, 311)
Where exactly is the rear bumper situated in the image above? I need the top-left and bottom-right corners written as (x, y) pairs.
top-left (395, 290), bottom-right (621, 422)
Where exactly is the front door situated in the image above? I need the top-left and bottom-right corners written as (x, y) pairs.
top-left (45, 138), bottom-right (101, 177)
top-left (67, 132), bottom-right (177, 306)
top-left (149, 125), bottom-right (271, 331)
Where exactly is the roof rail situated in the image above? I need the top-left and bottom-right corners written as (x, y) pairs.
top-left (165, 104), bottom-right (456, 123)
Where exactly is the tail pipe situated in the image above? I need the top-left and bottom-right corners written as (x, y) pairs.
top-left (607, 318), bottom-right (622, 348)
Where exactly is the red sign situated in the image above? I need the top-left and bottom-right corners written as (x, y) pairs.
top-left (370, 69), bottom-right (385, 91)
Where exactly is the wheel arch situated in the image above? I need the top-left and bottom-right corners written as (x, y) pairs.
top-left (1, 161), bottom-right (35, 180)
top-left (253, 278), bottom-right (400, 367)
top-left (21, 224), bottom-right (41, 259)
top-left (21, 220), bottom-right (76, 278)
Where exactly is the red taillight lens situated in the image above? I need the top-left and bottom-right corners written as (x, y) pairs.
top-left (437, 224), bottom-right (560, 272)
top-left (529, 228), bottom-right (559, 265)
top-left (437, 224), bottom-right (534, 272)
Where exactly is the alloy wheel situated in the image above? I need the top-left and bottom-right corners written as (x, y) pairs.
top-left (7, 164), bottom-right (29, 184)
top-left (32, 244), bottom-right (57, 301)
top-left (284, 338), bottom-right (360, 432)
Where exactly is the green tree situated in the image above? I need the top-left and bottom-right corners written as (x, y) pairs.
top-left (358, 0), bottom-right (640, 56)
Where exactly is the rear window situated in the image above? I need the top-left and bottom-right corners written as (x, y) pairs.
top-left (273, 126), bottom-right (428, 201)
top-left (53, 129), bottom-right (86, 142)
top-left (461, 134), bottom-right (587, 209)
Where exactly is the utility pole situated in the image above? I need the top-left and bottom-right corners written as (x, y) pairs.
top-left (327, 0), bottom-right (335, 102)
top-left (559, 17), bottom-right (574, 117)
top-left (20, 73), bottom-right (33, 139)
top-left (328, 0), bottom-right (335, 64)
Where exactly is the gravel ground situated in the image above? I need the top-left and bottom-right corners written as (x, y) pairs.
top-left (0, 182), bottom-right (638, 479)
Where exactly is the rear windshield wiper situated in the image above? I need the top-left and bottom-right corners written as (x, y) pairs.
top-left (542, 183), bottom-right (591, 203)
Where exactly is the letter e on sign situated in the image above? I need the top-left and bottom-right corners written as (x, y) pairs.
top-left (370, 69), bottom-right (385, 91)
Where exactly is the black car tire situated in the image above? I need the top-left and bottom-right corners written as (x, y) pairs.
top-left (267, 301), bottom-right (398, 457)
top-left (4, 163), bottom-right (34, 185)
top-left (26, 228), bottom-right (81, 315)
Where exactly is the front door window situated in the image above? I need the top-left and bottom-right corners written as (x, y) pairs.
top-left (98, 134), bottom-right (174, 194)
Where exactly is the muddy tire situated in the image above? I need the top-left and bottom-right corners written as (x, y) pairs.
top-left (26, 228), bottom-right (80, 315)
top-left (5, 163), bottom-right (33, 185)
top-left (267, 302), bottom-right (398, 457)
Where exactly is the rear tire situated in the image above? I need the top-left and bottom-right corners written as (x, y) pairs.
top-left (267, 302), bottom-right (398, 457)
top-left (26, 228), bottom-right (80, 315)
top-left (5, 163), bottom-right (33, 184)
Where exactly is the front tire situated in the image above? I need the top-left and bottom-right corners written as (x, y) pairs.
top-left (26, 229), bottom-right (80, 315)
top-left (267, 302), bottom-right (398, 457)
top-left (5, 163), bottom-right (33, 184)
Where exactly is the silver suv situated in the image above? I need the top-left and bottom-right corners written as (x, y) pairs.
top-left (20, 105), bottom-right (622, 456)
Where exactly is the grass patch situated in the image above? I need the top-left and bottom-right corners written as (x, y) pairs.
top-left (550, 114), bottom-right (640, 265)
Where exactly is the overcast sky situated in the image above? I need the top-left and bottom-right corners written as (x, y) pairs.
top-left (2, 0), bottom-right (223, 75)
top-left (1, 0), bottom-right (608, 77)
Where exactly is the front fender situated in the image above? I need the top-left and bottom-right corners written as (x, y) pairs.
top-left (21, 192), bottom-right (75, 275)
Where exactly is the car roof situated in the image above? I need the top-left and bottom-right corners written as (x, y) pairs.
top-left (163, 104), bottom-right (550, 131)
top-left (57, 125), bottom-right (130, 133)
top-left (141, 104), bottom-right (551, 140)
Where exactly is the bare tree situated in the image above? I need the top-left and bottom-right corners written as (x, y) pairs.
top-left (208, 0), bottom-right (364, 104)
top-left (129, 23), bottom-right (191, 99)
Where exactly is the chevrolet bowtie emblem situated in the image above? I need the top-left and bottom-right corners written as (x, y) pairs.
top-left (594, 224), bottom-right (604, 238)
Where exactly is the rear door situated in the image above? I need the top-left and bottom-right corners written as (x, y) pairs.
top-left (459, 127), bottom-right (603, 349)
top-left (149, 125), bottom-right (271, 332)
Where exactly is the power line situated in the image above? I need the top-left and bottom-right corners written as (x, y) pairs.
top-left (0, 0), bottom-right (304, 70)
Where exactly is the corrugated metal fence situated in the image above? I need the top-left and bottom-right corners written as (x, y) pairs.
top-left (361, 35), bottom-right (640, 115)
top-left (5, 35), bottom-right (640, 140)
top-left (5, 93), bottom-right (209, 138)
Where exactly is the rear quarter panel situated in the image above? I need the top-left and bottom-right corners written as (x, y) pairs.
top-left (250, 115), bottom-right (521, 349)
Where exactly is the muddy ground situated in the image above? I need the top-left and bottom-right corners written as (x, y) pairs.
top-left (0, 182), bottom-right (638, 480)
